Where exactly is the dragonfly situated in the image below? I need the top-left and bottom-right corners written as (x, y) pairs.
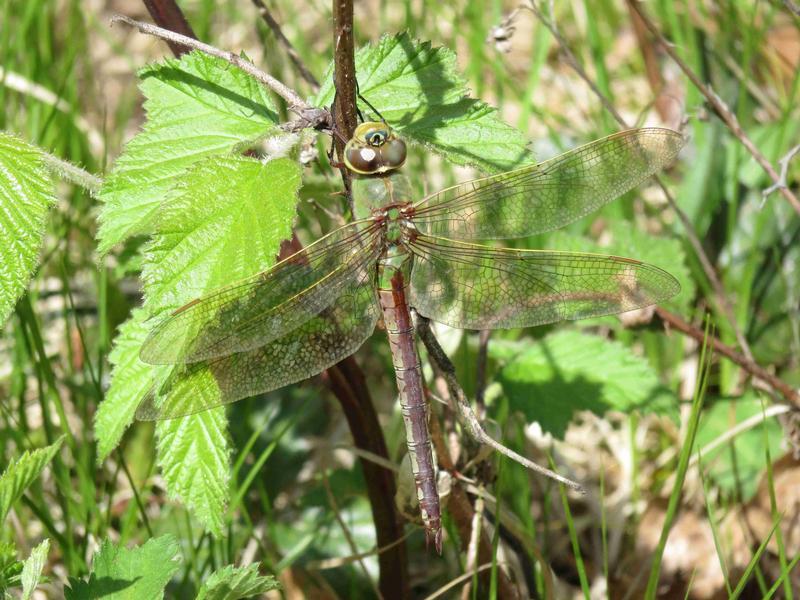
top-left (137, 122), bottom-right (684, 552)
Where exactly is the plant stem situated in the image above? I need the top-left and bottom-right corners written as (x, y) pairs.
top-left (141, 0), bottom-right (196, 56)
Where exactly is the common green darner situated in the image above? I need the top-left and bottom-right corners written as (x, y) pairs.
top-left (137, 122), bottom-right (684, 552)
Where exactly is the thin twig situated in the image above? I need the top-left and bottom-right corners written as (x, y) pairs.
top-left (525, 0), bottom-right (755, 362)
top-left (425, 562), bottom-right (509, 600)
top-left (628, 0), bottom-right (800, 216)
top-left (110, 14), bottom-right (308, 110)
top-left (763, 144), bottom-right (800, 200)
top-left (427, 407), bottom-right (520, 598)
top-left (416, 315), bottom-right (586, 493)
top-left (657, 307), bottom-right (800, 407)
top-left (250, 0), bottom-right (320, 91)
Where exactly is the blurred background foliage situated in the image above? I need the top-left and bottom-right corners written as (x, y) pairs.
top-left (0, 0), bottom-right (799, 597)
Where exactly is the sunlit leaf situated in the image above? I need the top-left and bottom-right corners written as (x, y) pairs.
top-left (0, 437), bottom-right (63, 524)
top-left (20, 539), bottom-right (49, 600)
top-left (95, 309), bottom-right (170, 461)
top-left (142, 156), bottom-right (298, 535)
top-left (97, 51), bottom-right (278, 253)
top-left (64, 535), bottom-right (181, 600)
top-left (141, 156), bottom-right (300, 314)
top-left (0, 133), bottom-right (56, 324)
top-left (196, 563), bottom-right (279, 600)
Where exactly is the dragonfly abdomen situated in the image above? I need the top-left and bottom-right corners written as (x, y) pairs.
top-left (377, 249), bottom-right (443, 553)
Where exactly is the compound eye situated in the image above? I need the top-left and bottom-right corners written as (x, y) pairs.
top-left (365, 130), bottom-right (387, 146)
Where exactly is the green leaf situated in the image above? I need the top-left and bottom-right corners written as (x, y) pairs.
top-left (196, 564), bottom-right (279, 600)
top-left (0, 133), bottom-right (56, 324)
top-left (142, 156), bottom-right (299, 536)
top-left (313, 33), bottom-right (532, 173)
top-left (0, 437), bottom-right (63, 524)
top-left (155, 410), bottom-right (230, 537)
top-left (20, 539), bottom-right (49, 600)
top-left (494, 330), bottom-right (675, 438)
top-left (98, 156), bottom-right (300, 533)
top-left (64, 535), bottom-right (181, 600)
top-left (94, 309), bottom-right (170, 461)
top-left (142, 156), bottom-right (300, 313)
top-left (97, 50), bottom-right (278, 253)
top-left (696, 396), bottom-right (783, 500)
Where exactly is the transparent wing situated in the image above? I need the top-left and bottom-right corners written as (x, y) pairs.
top-left (136, 265), bottom-right (380, 420)
top-left (408, 234), bottom-right (679, 330)
top-left (140, 220), bottom-right (383, 365)
top-left (411, 128), bottom-right (684, 240)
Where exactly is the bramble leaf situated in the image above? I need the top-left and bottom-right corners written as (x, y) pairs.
top-left (64, 535), bottom-right (181, 600)
top-left (196, 563), bottom-right (280, 600)
top-left (97, 51), bottom-right (279, 253)
top-left (0, 437), bottom-right (63, 524)
top-left (94, 309), bottom-right (170, 461)
top-left (494, 330), bottom-right (675, 438)
top-left (20, 539), bottom-right (49, 600)
top-left (0, 133), bottom-right (56, 325)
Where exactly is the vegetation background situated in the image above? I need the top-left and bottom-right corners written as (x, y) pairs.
top-left (0, 0), bottom-right (798, 598)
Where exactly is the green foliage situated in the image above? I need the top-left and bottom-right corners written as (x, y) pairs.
top-left (97, 155), bottom-right (301, 533)
top-left (96, 51), bottom-right (279, 253)
top-left (141, 156), bottom-right (300, 315)
top-left (64, 535), bottom-right (181, 600)
top-left (0, 541), bottom-right (22, 596)
top-left (20, 539), bottom-right (49, 600)
top-left (196, 564), bottom-right (279, 600)
top-left (0, 437), bottom-right (63, 524)
top-left (0, 133), bottom-right (56, 325)
top-left (696, 396), bottom-right (783, 500)
top-left (94, 310), bottom-right (170, 460)
top-left (154, 410), bottom-right (231, 538)
top-left (314, 33), bottom-right (533, 172)
top-left (494, 330), bottom-right (675, 438)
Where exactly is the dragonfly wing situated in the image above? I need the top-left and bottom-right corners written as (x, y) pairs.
top-left (136, 265), bottom-right (381, 420)
top-left (411, 128), bottom-right (684, 239)
top-left (140, 221), bottom-right (382, 364)
top-left (408, 235), bottom-right (679, 330)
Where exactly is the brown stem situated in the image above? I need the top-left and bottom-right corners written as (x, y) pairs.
top-left (142, 0), bottom-right (196, 56)
top-left (628, 0), bottom-right (800, 216)
top-left (331, 0), bottom-right (358, 209)
top-left (139, 2), bottom-right (408, 593)
top-left (657, 307), bottom-right (800, 406)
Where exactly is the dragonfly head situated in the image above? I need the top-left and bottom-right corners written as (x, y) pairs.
top-left (344, 121), bottom-right (407, 175)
